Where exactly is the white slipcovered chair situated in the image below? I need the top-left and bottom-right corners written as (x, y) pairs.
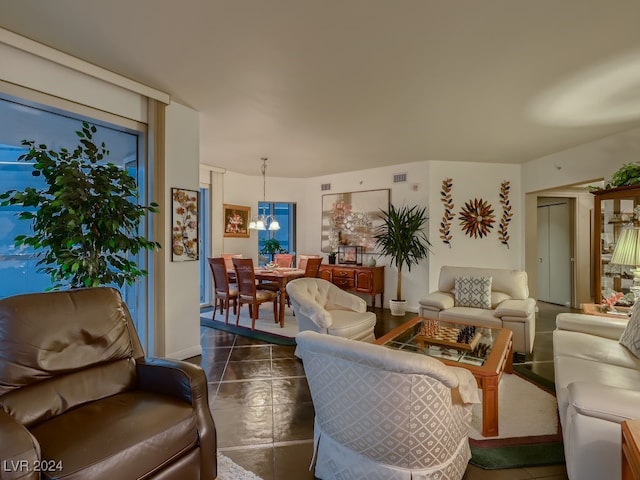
top-left (419, 265), bottom-right (536, 354)
top-left (286, 278), bottom-right (376, 342)
top-left (296, 331), bottom-right (480, 480)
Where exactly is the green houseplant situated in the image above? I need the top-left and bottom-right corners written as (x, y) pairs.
top-left (589, 162), bottom-right (640, 191)
top-left (0, 122), bottom-right (161, 289)
top-left (260, 237), bottom-right (287, 262)
top-left (374, 203), bottom-right (432, 315)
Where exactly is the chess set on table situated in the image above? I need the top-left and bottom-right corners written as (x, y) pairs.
top-left (415, 322), bottom-right (482, 352)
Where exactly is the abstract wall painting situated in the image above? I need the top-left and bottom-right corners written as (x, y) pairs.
top-left (321, 189), bottom-right (390, 253)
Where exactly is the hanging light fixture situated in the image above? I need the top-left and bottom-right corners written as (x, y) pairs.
top-left (248, 157), bottom-right (280, 231)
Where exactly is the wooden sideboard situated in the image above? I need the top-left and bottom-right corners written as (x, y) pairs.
top-left (319, 264), bottom-right (384, 308)
top-left (623, 419), bottom-right (640, 480)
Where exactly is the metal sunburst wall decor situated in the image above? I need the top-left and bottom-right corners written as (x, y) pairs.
top-left (458, 198), bottom-right (495, 238)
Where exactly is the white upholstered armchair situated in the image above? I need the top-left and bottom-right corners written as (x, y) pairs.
top-left (296, 331), bottom-right (480, 480)
top-left (286, 278), bottom-right (376, 342)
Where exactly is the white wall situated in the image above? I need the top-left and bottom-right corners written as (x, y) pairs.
top-left (9, 26), bottom-right (640, 351)
top-left (301, 161), bottom-right (430, 311)
top-left (0, 30), bottom-right (205, 359)
top-left (427, 161), bottom-right (523, 291)
top-left (220, 170), bottom-right (308, 261)
top-left (216, 160), bottom-right (525, 313)
top-left (522, 126), bottom-right (640, 193)
top-left (162, 102), bottom-right (201, 359)
top-left (520, 125), bottom-right (640, 307)
top-left (0, 27), bottom-right (168, 123)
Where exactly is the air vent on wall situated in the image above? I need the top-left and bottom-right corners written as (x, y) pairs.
top-left (393, 173), bottom-right (407, 183)
top-left (321, 183), bottom-right (331, 191)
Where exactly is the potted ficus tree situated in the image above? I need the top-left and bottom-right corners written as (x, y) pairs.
top-left (0, 122), bottom-right (161, 289)
top-left (374, 203), bottom-right (432, 315)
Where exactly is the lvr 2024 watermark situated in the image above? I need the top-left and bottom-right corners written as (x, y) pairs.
top-left (2, 459), bottom-right (63, 473)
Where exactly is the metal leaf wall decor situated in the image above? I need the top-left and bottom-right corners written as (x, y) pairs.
top-left (439, 178), bottom-right (454, 247)
top-left (498, 180), bottom-right (512, 248)
top-left (458, 198), bottom-right (495, 238)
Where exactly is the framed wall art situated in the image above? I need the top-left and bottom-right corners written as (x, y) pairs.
top-left (171, 188), bottom-right (199, 262)
top-left (321, 188), bottom-right (390, 253)
top-left (223, 204), bottom-right (251, 238)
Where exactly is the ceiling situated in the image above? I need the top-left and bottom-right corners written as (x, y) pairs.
top-left (1, 0), bottom-right (640, 178)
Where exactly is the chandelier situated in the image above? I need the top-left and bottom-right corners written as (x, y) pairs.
top-left (248, 157), bottom-right (280, 231)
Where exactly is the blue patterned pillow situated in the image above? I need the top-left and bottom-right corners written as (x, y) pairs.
top-left (454, 276), bottom-right (492, 309)
top-left (620, 301), bottom-right (640, 358)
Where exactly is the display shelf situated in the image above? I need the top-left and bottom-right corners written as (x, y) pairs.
top-left (592, 185), bottom-right (640, 303)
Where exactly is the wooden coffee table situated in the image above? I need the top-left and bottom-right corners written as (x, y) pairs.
top-left (375, 316), bottom-right (513, 437)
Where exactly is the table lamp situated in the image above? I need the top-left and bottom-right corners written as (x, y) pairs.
top-left (610, 226), bottom-right (640, 300)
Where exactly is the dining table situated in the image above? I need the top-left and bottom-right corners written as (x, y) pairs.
top-left (253, 267), bottom-right (305, 327)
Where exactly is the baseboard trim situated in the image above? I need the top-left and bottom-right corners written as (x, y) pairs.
top-left (166, 344), bottom-right (202, 360)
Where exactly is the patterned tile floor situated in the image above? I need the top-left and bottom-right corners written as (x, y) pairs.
top-left (191, 301), bottom-right (575, 480)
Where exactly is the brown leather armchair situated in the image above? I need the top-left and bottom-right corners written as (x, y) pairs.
top-left (0, 287), bottom-right (216, 480)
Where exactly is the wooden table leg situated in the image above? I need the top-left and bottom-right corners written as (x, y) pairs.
top-left (278, 283), bottom-right (286, 327)
top-left (481, 376), bottom-right (500, 437)
top-left (504, 340), bottom-right (514, 374)
top-left (480, 335), bottom-right (511, 437)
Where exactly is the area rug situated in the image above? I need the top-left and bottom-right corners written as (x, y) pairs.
top-left (217, 453), bottom-right (263, 480)
top-left (469, 372), bottom-right (565, 469)
top-left (200, 303), bottom-right (298, 346)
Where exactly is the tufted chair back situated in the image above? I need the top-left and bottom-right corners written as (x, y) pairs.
top-left (286, 278), bottom-right (377, 342)
top-left (296, 330), bottom-right (479, 480)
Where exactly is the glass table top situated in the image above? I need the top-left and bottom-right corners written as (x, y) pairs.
top-left (380, 319), bottom-right (502, 367)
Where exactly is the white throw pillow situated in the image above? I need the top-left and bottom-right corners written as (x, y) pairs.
top-left (454, 276), bottom-right (492, 309)
top-left (620, 300), bottom-right (640, 358)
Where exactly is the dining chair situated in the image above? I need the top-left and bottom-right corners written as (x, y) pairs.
top-left (297, 254), bottom-right (322, 271)
top-left (221, 253), bottom-right (242, 283)
top-left (274, 253), bottom-right (294, 267)
top-left (303, 256), bottom-right (323, 278)
top-left (232, 257), bottom-right (278, 330)
top-left (208, 257), bottom-right (238, 324)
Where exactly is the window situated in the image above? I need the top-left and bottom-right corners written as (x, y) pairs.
top-left (199, 186), bottom-right (211, 305)
top-left (0, 95), bottom-right (149, 329)
top-left (257, 202), bottom-right (296, 264)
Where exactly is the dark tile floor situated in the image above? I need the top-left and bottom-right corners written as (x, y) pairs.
top-left (192, 301), bottom-right (576, 480)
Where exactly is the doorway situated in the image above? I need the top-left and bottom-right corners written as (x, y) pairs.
top-left (537, 197), bottom-right (573, 306)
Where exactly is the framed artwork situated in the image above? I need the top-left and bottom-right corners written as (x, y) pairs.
top-left (223, 204), bottom-right (251, 238)
top-left (338, 245), bottom-right (363, 265)
top-left (321, 188), bottom-right (390, 253)
top-left (171, 188), bottom-right (199, 262)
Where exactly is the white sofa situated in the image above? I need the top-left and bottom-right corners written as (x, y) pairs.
top-left (553, 309), bottom-right (640, 480)
top-left (286, 278), bottom-right (377, 342)
top-left (419, 265), bottom-right (536, 354)
top-left (296, 330), bottom-right (480, 480)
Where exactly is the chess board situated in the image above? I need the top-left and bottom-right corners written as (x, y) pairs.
top-left (414, 325), bottom-right (482, 351)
